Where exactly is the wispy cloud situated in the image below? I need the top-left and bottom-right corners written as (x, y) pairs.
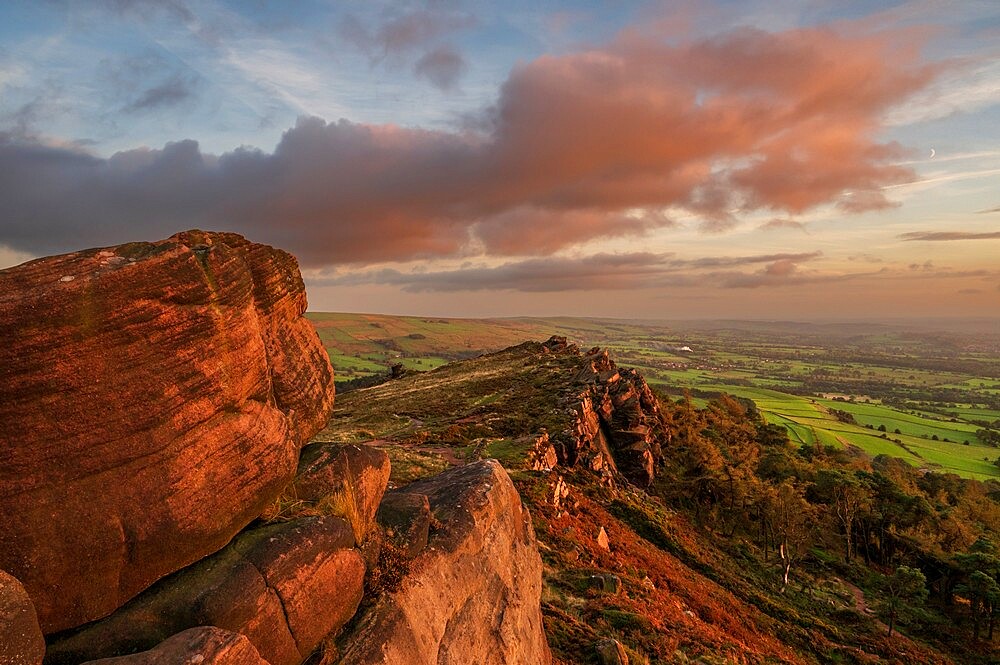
top-left (758, 218), bottom-right (807, 232)
top-left (123, 77), bottom-right (195, 112)
top-left (885, 58), bottom-right (1000, 126)
top-left (900, 231), bottom-right (1000, 241)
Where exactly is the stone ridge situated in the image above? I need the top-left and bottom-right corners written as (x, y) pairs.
top-left (0, 230), bottom-right (336, 633)
top-left (537, 336), bottom-right (668, 486)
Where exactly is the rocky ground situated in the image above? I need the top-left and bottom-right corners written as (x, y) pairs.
top-left (0, 232), bottom-right (550, 665)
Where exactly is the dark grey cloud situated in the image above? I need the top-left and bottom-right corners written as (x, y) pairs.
top-left (414, 46), bottom-right (465, 90)
top-left (900, 231), bottom-right (1000, 241)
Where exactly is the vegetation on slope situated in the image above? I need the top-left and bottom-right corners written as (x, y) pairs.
top-left (318, 334), bottom-right (1000, 664)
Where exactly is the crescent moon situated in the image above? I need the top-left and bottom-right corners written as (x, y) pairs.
top-left (929, 148), bottom-right (936, 158)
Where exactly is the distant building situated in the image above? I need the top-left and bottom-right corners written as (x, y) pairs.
top-left (678, 345), bottom-right (693, 352)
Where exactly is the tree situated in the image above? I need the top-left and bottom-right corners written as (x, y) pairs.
top-left (759, 481), bottom-right (815, 593)
top-left (876, 566), bottom-right (927, 637)
top-left (816, 469), bottom-right (870, 562)
top-left (954, 539), bottom-right (1000, 640)
top-left (957, 571), bottom-right (999, 640)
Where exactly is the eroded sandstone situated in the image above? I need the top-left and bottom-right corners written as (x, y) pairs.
top-left (0, 231), bottom-right (336, 632)
top-left (337, 460), bottom-right (551, 665)
top-left (45, 517), bottom-right (363, 665)
top-left (0, 569), bottom-right (45, 665)
top-left (82, 627), bottom-right (270, 665)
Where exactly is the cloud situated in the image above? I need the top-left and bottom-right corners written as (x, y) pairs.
top-left (124, 77), bottom-right (196, 112)
top-left (414, 47), bottom-right (465, 91)
top-left (312, 251), bottom-right (830, 292)
top-left (759, 218), bottom-right (807, 232)
top-left (0, 22), bottom-right (937, 265)
top-left (683, 251), bottom-right (821, 269)
top-left (976, 206), bottom-right (1000, 214)
top-left (900, 231), bottom-right (1000, 241)
top-left (339, 8), bottom-right (475, 62)
top-left (848, 253), bottom-right (884, 263)
top-left (98, 52), bottom-right (200, 115)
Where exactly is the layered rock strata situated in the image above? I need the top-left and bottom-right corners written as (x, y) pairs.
top-left (0, 231), bottom-right (336, 632)
top-left (547, 339), bottom-right (668, 486)
top-left (45, 517), bottom-right (363, 665)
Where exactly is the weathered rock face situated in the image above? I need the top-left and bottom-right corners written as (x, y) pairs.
top-left (560, 344), bottom-right (668, 486)
top-left (0, 569), bottom-right (45, 665)
top-left (375, 491), bottom-right (432, 560)
top-left (337, 460), bottom-right (551, 665)
top-left (82, 627), bottom-right (270, 665)
top-left (291, 442), bottom-right (391, 544)
top-left (45, 516), bottom-right (363, 665)
top-left (0, 231), bottom-right (336, 633)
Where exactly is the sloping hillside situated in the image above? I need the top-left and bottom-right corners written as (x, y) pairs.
top-left (317, 336), bottom-right (996, 664)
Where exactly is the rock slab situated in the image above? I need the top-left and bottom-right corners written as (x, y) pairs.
top-left (82, 627), bottom-right (270, 665)
top-left (336, 460), bottom-right (551, 665)
top-left (0, 570), bottom-right (45, 665)
top-left (291, 443), bottom-right (391, 543)
top-left (0, 231), bottom-right (336, 632)
top-left (45, 516), bottom-right (363, 665)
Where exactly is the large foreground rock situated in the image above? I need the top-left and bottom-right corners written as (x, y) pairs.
top-left (46, 517), bottom-right (363, 665)
top-left (83, 627), bottom-right (270, 665)
top-left (0, 570), bottom-right (45, 665)
top-left (0, 231), bottom-right (336, 632)
top-left (337, 460), bottom-right (551, 665)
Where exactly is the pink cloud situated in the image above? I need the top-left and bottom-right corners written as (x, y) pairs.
top-left (0, 20), bottom-right (938, 265)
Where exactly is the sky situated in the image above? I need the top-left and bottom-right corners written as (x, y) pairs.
top-left (0, 0), bottom-right (998, 320)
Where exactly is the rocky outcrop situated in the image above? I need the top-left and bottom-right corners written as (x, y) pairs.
top-left (337, 460), bottom-right (551, 665)
top-left (82, 628), bottom-right (270, 665)
top-left (559, 344), bottom-right (668, 486)
top-left (0, 569), bottom-right (45, 665)
top-left (0, 231), bottom-right (336, 632)
top-left (45, 516), bottom-right (363, 665)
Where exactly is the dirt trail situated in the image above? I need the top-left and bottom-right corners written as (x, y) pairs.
top-left (842, 579), bottom-right (890, 633)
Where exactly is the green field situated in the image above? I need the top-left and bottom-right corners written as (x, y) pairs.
top-left (309, 312), bottom-right (1000, 479)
